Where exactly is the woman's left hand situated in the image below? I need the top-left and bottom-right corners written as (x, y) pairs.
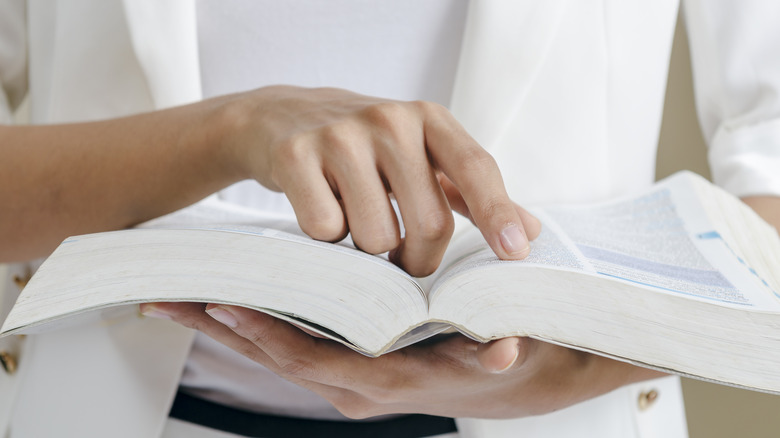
top-left (141, 302), bottom-right (665, 419)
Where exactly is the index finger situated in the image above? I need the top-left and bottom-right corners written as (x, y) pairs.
top-left (422, 105), bottom-right (531, 259)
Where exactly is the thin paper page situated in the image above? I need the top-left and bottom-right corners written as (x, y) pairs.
top-left (434, 174), bottom-right (780, 311)
top-left (540, 178), bottom-right (780, 310)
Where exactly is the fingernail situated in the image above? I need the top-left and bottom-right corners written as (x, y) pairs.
top-left (500, 224), bottom-right (529, 257)
top-left (206, 306), bottom-right (238, 328)
top-left (494, 340), bottom-right (521, 374)
top-left (141, 307), bottom-right (172, 321)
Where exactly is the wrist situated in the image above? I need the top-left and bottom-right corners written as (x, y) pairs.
top-left (192, 95), bottom-right (256, 184)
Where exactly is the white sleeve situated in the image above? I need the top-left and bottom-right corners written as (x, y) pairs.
top-left (0, 0), bottom-right (27, 124)
top-left (683, 0), bottom-right (780, 198)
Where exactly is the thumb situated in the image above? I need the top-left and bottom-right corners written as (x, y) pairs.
top-left (476, 337), bottom-right (525, 373)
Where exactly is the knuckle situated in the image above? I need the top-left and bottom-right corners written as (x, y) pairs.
top-left (478, 196), bottom-right (510, 222)
top-left (270, 136), bottom-right (310, 185)
top-left (320, 122), bottom-right (359, 150)
top-left (459, 147), bottom-right (497, 174)
top-left (412, 99), bottom-right (447, 117)
top-left (415, 210), bottom-right (455, 243)
top-left (317, 124), bottom-right (368, 166)
top-left (361, 102), bottom-right (411, 132)
top-left (300, 209), bottom-right (347, 242)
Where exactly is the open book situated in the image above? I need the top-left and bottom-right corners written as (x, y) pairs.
top-left (2, 172), bottom-right (780, 394)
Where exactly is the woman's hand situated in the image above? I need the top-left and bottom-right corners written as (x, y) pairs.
top-left (215, 86), bottom-right (540, 275)
top-left (2, 86), bottom-right (539, 274)
top-left (141, 302), bottom-right (666, 419)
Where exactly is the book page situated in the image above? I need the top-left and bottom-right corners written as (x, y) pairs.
top-left (428, 220), bottom-right (588, 303)
top-left (427, 174), bottom-right (780, 393)
top-left (2, 199), bottom-right (430, 356)
top-left (433, 173), bottom-right (780, 311)
top-left (542, 188), bottom-right (753, 306)
top-left (140, 197), bottom-right (411, 277)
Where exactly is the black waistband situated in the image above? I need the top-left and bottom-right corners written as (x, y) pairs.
top-left (169, 390), bottom-right (457, 438)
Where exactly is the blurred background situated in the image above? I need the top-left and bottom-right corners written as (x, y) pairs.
top-left (657, 11), bottom-right (780, 438)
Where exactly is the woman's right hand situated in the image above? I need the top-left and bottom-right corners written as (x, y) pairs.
top-left (215, 86), bottom-right (540, 276)
top-left (1, 85), bottom-right (539, 273)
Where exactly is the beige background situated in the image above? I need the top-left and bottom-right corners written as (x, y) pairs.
top-left (657, 11), bottom-right (780, 438)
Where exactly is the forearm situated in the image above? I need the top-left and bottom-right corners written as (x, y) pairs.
top-left (0, 97), bottom-right (244, 262)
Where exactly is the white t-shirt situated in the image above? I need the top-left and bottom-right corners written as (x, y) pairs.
top-left (182, 0), bottom-right (468, 419)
